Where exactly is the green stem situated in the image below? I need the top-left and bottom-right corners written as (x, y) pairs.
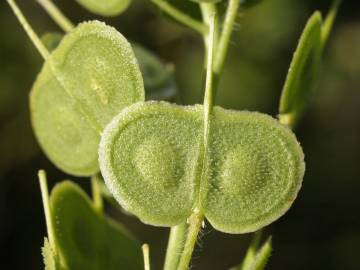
top-left (7, 0), bottom-right (50, 59)
top-left (176, 211), bottom-right (204, 270)
top-left (91, 175), bottom-right (104, 213)
top-left (213, 0), bottom-right (240, 88)
top-left (200, 3), bottom-right (218, 53)
top-left (203, 12), bottom-right (216, 117)
top-left (38, 170), bottom-right (57, 254)
top-left (163, 223), bottom-right (188, 270)
top-left (142, 244), bottom-right (151, 270)
top-left (36, 0), bottom-right (74, 32)
top-left (321, 0), bottom-right (342, 47)
top-left (175, 12), bottom-right (216, 270)
top-left (149, 0), bottom-right (208, 35)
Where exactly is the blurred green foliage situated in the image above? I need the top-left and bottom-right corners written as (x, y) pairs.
top-left (1, 0), bottom-right (360, 269)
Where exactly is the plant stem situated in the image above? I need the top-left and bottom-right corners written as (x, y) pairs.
top-left (321, 0), bottom-right (342, 47)
top-left (36, 0), bottom-right (74, 32)
top-left (91, 175), bottom-right (104, 213)
top-left (163, 223), bottom-right (188, 270)
top-left (213, 0), bottom-right (240, 88)
top-left (149, 0), bottom-right (208, 35)
top-left (7, 0), bottom-right (49, 59)
top-left (38, 170), bottom-right (56, 253)
top-left (175, 13), bottom-right (216, 270)
top-left (142, 244), bottom-right (151, 270)
top-left (176, 210), bottom-right (204, 270)
top-left (203, 12), bottom-right (216, 117)
top-left (200, 3), bottom-right (218, 53)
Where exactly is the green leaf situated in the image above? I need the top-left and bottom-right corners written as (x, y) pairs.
top-left (230, 233), bottom-right (272, 270)
top-left (278, 12), bottom-right (323, 127)
top-left (132, 44), bottom-right (177, 101)
top-left (31, 21), bottom-right (144, 176)
top-left (238, 231), bottom-right (262, 270)
top-left (99, 101), bottom-right (304, 233)
top-left (41, 32), bottom-right (63, 52)
top-left (75, 0), bottom-right (132, 17)
top-left (248, 237), bottom-right (272, 270)
top-left (50, 181), bottom-right (143, 270)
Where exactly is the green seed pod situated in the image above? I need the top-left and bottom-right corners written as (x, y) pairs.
top-left (99, 101), bottom-right (304, 233)
top-left (189, 0), bottom-right (222, 3)
top-left (41, 32), bottom-right (63, 52)
top-left (31, 21), bottom-right (144, 176)
top-left (240, 0), bottom-right (265, 8)
top-left (132, 44), bottom-right (177, 101)
top-left (50, 181), bottom-right (143, 270)
top-left (75, 0), bottom-right (132, 17)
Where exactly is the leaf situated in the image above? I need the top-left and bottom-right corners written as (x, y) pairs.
top-left (74, 0), bottom-right (132, 17)
top-left (248, 237), bottom-right (272, 270)
top-left (99, 101), bottom-right (304, 233)
top-left (238, 231), bottom-right (262, 270)
top-left (278, 12), bottom-right (322, 127)
top-left (31, 21), bottom-right (144, 176)
top-left (132, 44), bottom-right (177, 101)
top-left (41, 32), bottom-right (63, 52)
top-left (50, 181), bottom-right (143, 270)
top-left (229, 233), bottom-right (272, 270)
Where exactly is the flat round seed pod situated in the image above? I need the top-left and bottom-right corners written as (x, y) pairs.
top-left (75, 0), bottom-right (132, 17)
top-left (99, 102), bottom-right (305, 233)
top-left (41, 32), bottom-right (63, 52)
top-left (50, 181), bottom-right (142, 270)
top-left (31, 21), bottom-right (144, 176)
top-left (203, 107), bottom-right (305, 233)
top-left (132, 44), bottom-right (177, 101)
top-left (99, 102), bottom-right (203, 226)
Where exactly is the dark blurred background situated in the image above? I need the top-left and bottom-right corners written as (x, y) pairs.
top-left (1, 0), bottom-right (359, 269)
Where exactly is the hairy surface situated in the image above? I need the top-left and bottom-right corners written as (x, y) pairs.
top-left (99, 101), bottom-right (305, 233)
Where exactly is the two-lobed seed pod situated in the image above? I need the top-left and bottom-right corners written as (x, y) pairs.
top-left (99, 101), bottom-right (305, 234)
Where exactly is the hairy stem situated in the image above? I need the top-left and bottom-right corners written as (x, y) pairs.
top-left (149, 0), bottom-right (207, 34)
top-left (36, 0), bottom-right (74, 32)
top-left (176, 211), bottom-right (204, 270)
top-left (213, 0), bottom-right (240, 92)
top-left (164, 223), bottom-right (188, 270)
top-left (38, 170), bottom-right (56, 253)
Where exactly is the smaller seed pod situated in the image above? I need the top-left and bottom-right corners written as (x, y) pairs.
top-left (240, 0), bottom-right (265, 8)
top-left (189, 0), bottom-right (222, 3)
top-left (50, 181), bottom-right (143, 270)
top-left (74, 0), bottom-right (132, 17)
top-left (99, 101), bottom-right (305, 234)
top-left (41, 32), bottom-right (63, 52)
top-left (132, 44), bottom-right (177, 101)
top-left (31, 21), bottom-right (144, 176)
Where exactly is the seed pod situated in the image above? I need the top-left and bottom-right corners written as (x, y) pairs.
top-left (99, 101), bottom-right (304, 233)
top-left (75, 0), bottom-right (132, 17)
top-left (31, 21), bottom-right (144, 176)
top-left (50, 181), bottom-right (143, 270)
top-left (132, 44), bottom-right (177, 101)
